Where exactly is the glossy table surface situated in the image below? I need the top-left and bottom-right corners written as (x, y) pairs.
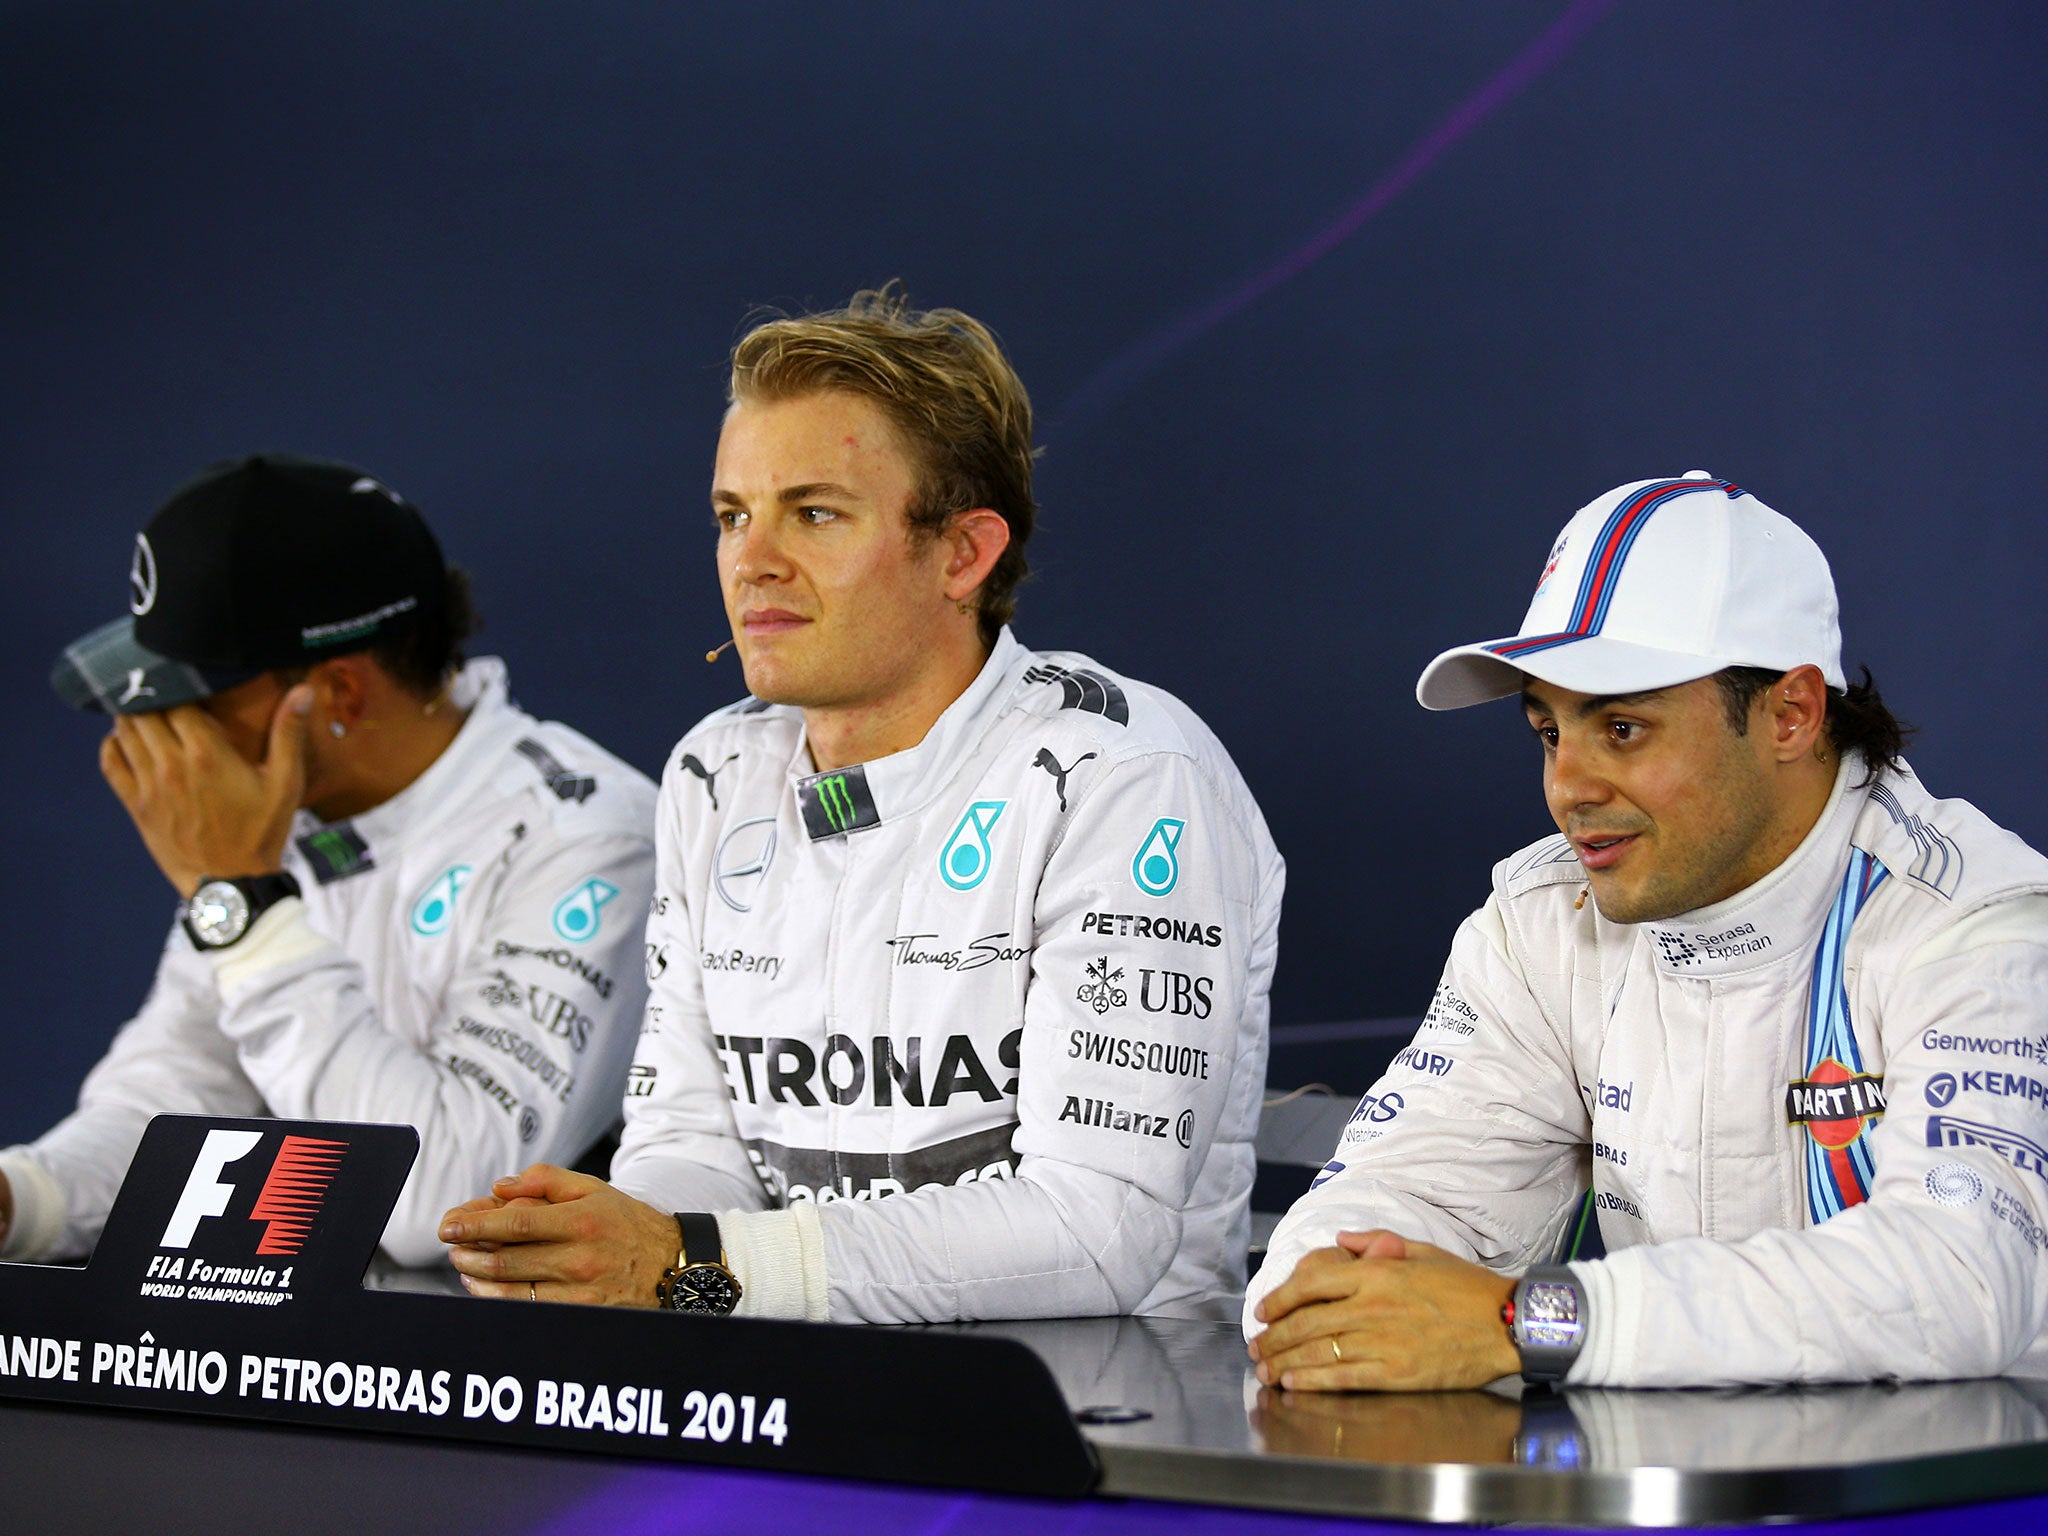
top-left (956, 1315), bottom-right (2048, 1525)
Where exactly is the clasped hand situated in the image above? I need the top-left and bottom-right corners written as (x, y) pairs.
top-left (1247, 1230), bottom-right (1520, 1392)
top-left (440, 1166), bottom-right (683, 1307)
top-left (100, 689), bottom-right (313, 897)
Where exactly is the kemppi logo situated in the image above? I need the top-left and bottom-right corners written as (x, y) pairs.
top-left (161, 1129), bottom-right (347, 1256)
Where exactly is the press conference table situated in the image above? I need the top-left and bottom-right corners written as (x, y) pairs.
top-left (10, 1270), bottom-right (2048, 1536)
top-left (9, 1112), bottom-right (2047, 1535)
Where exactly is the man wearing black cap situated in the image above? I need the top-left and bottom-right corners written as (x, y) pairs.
top-left (1, 454), bottom-right (656, 1267)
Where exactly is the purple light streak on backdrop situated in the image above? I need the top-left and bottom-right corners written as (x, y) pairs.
top-left (1051, 0), bottom-right (1622, 432)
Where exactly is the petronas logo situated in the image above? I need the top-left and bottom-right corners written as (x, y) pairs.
top-left (411, 864), bottom-right (473, 937)
top-left (817, 775), bottom-right (858, 832)
top-left (552, 877), bottom-right (620, 943)
top-left (1131, 818), bottom-right (1185, 898)
top-left (939, 800), bottom-right (1007, 891)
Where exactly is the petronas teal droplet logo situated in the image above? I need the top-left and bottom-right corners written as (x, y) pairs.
top-left (552, 877), bottom-right (620, 942)
top-left (1131, 818), bottom-right (1185, 898)
top-left (411, 864), bottom-right (473, 936)
top-left (939, 801), bottom-right (1007, 891)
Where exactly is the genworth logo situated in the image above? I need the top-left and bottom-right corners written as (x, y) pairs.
top-left (940, 801), bottom-right (1007, 891)
top-left (1131, 818), bottom-right (1185, 898)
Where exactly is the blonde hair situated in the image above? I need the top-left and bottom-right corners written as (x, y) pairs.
top-left (729, 286), bottom-right (1037, 644)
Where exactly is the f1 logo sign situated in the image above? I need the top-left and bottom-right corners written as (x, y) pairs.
top-left (160, 1128), bottom-right (348, 1254)
top-left (161, 1129), bottom-right (262, 1248)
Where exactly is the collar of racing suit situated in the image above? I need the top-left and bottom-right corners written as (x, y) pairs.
top-left (1633, 751), bottom-right (1866, 979)
top-left (290, 656), bottom-right (520, 849)
top-left (783, 627), bottom-right (1031, 821)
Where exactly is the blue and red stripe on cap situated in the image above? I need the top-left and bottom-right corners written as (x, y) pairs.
top-left (1484, 478), bottom-right (1746, 663)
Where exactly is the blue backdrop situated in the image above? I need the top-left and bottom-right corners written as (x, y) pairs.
top-left (4, 2), bottom-right (2044, 1140)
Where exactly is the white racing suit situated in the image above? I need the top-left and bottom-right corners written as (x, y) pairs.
top-left (0, 659), bottom-right (656, 1266)
top-left (1250, 756), bottom-right (2048, 1385)
top-left (613, 629), bottom-right (1285, 1323)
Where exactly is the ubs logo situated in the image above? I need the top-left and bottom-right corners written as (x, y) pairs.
top-left (714, 817), bottom-right (778, 913)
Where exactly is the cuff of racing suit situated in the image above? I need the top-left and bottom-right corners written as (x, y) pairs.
top-left (720, 1205), bottom-right (829, 1323)
top-left (1564, 1257), bottom-right (1628, 1386)
top-left (208, 898), bottom-right (331, 995)
top-left (0, 1149), bottom-right (69, 1262)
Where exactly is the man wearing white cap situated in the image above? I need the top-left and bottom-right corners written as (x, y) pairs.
top-left (1246, 472), bottom-right (2048, 1390)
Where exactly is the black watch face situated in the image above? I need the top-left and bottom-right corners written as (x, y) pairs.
top-left (671, 1263), bottom-right (741, 1314)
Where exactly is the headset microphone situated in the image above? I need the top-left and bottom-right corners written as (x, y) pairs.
top-left (705, 639), bottom-right (737, 663)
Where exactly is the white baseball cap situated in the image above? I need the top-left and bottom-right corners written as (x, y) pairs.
top-left (1416, 472), bottom-right (1845, 711)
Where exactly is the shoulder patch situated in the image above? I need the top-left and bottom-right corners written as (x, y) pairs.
top-left (296, 822), bottom-right (375, 885)
top-left (1023, 663), bottom-right (1129, 727)
top-left (1500, 834), bottom-right (1584, 898)
top-left (514, 738), bottom-right (596, 804)
top-left (1866, 780), bottom-right (1965, 900)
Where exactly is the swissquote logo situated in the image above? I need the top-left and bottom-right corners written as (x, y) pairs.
top-left (141, 1129), bottom-right (349, 1305)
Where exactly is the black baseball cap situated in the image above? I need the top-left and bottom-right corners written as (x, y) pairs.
top-left (53, 454), bottom-right (449, 714)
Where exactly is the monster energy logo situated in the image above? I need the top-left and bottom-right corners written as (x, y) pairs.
top-left (797, 763), bottom-right (880, 840)
top-left (818, 777), bottom-right (857, 829)
top-left (295, 823), bottom-right (374, 885)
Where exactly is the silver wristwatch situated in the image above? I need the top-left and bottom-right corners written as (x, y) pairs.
top-left (183, 873), bottom-right (302, 951)
top-left (1507, 1264), bottom-right (1588, 1383)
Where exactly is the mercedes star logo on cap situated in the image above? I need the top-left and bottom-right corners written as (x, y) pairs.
top-left (129, 533), bottom-right (158, 616)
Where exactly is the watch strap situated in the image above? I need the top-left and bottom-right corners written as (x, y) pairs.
top-left (677, 1211), bottom-right (723, 1269)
